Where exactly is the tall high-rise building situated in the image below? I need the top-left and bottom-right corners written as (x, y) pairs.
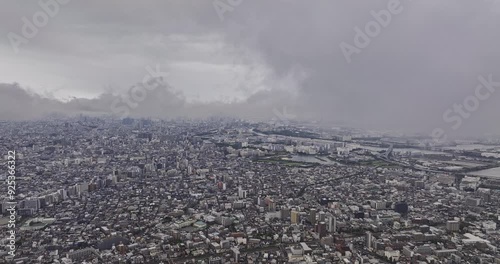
top-left (291, 210), bottom-right (300, 225)
top-left (238, 186), bottom-right (247, 199)
top-left (231, 247), bottom-right (240, 262)
top-left (281, 208), bottom-right (290, 220)
top-left (310, 209), bottom-right (317, 225)
top-left (316, 222), bottom-right (327, 238)
top-left (446, 220), bottom-right (460, 232)
top-left (319, 211), bottom-right (326, 222)
top-left (268, 200), bottom-right (276, 211)
top-left (328, 216), bottom-right (337, 233)
top-left (59, 189), bottom-right (68, 200)
top-left (366, 231), bottom-right (373, 249)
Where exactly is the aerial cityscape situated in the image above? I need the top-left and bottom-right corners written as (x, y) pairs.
top-left (1, 118), bottom-right (499, 263)
top-left (1, 0), bottom-right (500, 263)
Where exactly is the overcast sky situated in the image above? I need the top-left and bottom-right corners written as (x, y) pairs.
top-left (1, 0), bottom-right (499, 137)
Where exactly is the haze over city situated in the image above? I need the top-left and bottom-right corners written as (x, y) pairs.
top-left (2, 1), bottom-right (500, 263)
top-left (1, 0), bottom-right (500, 137)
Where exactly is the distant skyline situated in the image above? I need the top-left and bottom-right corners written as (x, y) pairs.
top-left (1, 0), bottom-right (500, 137)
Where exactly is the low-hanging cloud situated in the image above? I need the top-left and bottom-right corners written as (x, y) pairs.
top-left (1, 0), bottom-right (500, 137)
top-left (0, 80), bottom-right (299, 122)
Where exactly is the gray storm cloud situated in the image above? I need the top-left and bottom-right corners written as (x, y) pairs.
top-left (1, 0), bottom-right (500, 137)
top-left (0, 81), bottom-right (296, 122)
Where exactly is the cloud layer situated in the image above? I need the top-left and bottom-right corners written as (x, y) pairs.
top-left (1, 0), bottom-right (500, 137)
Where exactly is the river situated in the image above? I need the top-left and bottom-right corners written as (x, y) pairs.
top-left (288, 155), bottom-right (341, 165)
top-left (469, 167), bottom-right (500, 178)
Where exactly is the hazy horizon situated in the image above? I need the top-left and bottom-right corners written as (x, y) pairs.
top-left (1, 0), bottom-right (500, 138)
